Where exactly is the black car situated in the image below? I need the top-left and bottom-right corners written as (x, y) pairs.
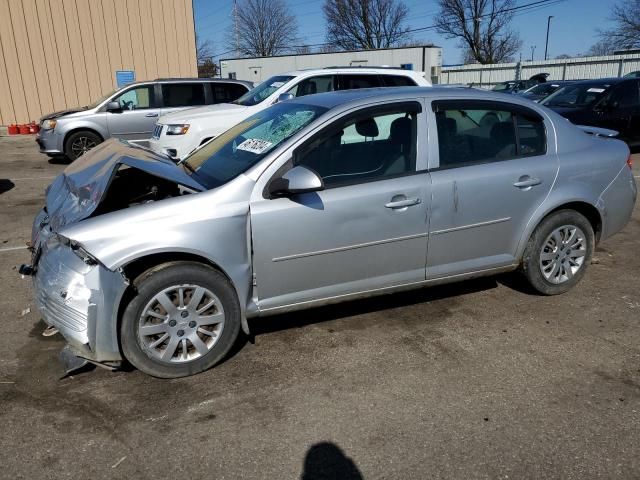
top-left (518, 80), bottom-right (576, 102)
top-left (541, 77), bottom-right (640, 148)
top-left (492, 73), bottom-right (549, 94)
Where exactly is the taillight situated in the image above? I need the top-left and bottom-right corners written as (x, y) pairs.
top-left (627, 154), bottom-right (633, 170)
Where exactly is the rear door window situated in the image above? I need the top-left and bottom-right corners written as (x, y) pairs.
top-left (338, 74), bottom-right (382, 90)
top-left (162, 83), bottom-right (206, 107)
top-left (213, 83), bottom-right (250, 103)
top-left (434, 101), bottom-right (546, 168)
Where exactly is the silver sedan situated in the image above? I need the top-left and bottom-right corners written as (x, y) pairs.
top-left (23, 87), bottom-right (637, 378)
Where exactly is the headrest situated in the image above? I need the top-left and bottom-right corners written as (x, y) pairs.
top-left (355, 118), bottom-right (379, 138)
top-left (390, 117), bottom-right (412, 144)
top-left (444, 117), bottom-right (457, 135)
top-left (490, 121), bottom-right (515, 143)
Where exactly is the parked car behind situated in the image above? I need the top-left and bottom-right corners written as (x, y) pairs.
top-left (36, 78), bottom-right (253, 160)
top-left (541, 77), bottom-right (640, 148)
top-left (492, 73), bottom-right (549, 94)
top-left (23, 87), bottom-right (636, 378)
top-left (149, 67), bottom-right (430, 159)
top-left (518, 80), bottom-right (576, 102)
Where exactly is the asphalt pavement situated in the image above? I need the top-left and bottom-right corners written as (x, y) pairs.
top-left (0, 135), bottom-right (639, 479)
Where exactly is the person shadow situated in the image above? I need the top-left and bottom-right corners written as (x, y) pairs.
top-left (300, 442), bottom-right (364, 480)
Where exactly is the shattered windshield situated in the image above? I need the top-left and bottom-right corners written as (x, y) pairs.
top-left (232, 75), bottom-right (295, 106)
top-left (181, 102), bottom-right (327, 189)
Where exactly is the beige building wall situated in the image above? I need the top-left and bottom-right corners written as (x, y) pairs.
top-left (0, 0), bottom-right (197, 125)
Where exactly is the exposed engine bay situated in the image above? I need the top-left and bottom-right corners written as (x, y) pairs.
top-left (93, 166), bottom-right (192, 215)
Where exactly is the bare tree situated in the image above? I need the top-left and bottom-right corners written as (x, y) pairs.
top-left (196, 35), bottom-right (214, 65)
top-left (587, 39), bottom-right (614, 57)
top-left (196, 35), bottom-right (217, 77)
top-left (554, 53), bottom-right (572, 59)
top-left (227, 0), bottom-right (298, 57)
top-left (323, 0), bottom-right (411, 50)
top-left (434, 0), bottom-right (522, 64)
top-left (598, 0), bottom-right (640, 50)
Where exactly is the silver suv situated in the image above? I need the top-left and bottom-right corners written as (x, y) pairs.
top-left (36, 78), bottom-right (252, 160)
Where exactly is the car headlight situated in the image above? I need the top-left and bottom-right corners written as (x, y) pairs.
top-left (165, 124), bottom-right (190, 135)
top-left (41, 119), bottom-right (57, 130)
top-left (47, 234), bottom-right (98, 266)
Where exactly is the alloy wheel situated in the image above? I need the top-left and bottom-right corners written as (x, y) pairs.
top-left (138, 284), bottom-right (225, 363)
top-left (70, 136), bottom-right (97, 158)
top-left (539, 225), bottom-right (587, 284)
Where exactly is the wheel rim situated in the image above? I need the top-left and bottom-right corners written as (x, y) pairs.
top-left (539, 224), bottom-right (587, 284)
top-left (138, 284), bottom-right (225, 364)
top-left (71, 136), bottom-right (97, 157)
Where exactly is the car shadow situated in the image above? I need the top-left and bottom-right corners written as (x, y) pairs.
top-left (248, 276), bottom-right (501, 337)
top-left (47, 156), bottom-right (70, 165)
top-left (300, 442), bottom-right (363, 480)
top-left (0, 179), bottom-right (15, 194)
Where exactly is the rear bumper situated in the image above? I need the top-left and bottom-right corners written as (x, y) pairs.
top-left (36, 128), bottom-right (64, 155)
top-left (599, 166), bottom-right (637, 241)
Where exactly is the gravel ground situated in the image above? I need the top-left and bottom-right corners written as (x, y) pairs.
top-left (0, 135), bottom-right (639, 479)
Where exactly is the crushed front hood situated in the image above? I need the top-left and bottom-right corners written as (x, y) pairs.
top-left (45, 139), bottom-right (205, 230)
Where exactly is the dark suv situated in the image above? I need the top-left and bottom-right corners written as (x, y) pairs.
top-left (36, 78), bottom-right (253, 160)
top-left (541, 77), bottom-right (640, 148)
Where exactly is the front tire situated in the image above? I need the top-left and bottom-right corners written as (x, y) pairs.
top-left (521, 210), bottom-right (594, 295)
top-left (64, 130), bottom-right (102, 160)
top-left (121, 262), bottom-right (241, 378)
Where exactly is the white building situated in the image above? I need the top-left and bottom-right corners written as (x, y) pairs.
top-left (220, 45), bottom-right (442, 84)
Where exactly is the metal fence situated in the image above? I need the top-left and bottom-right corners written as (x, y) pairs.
top-left (440, 53), bottom-right (640, 87)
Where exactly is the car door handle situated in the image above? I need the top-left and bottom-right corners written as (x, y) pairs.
top-left (385, 197), bottom-right (421, 209)
top-left (145, 113), bottom-right (159, 117)
top-left (513, 176), bottom-right (542, 189)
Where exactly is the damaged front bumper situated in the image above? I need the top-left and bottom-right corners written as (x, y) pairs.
top-left (25, 209), bottom-right (129, 365)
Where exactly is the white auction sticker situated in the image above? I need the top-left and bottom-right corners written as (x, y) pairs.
top-left (587, 88), bottom-right (605, 93)
top-left (271, 82), bottom-right (285, 88)
top-left (236, 138), bottom-right (273, 154)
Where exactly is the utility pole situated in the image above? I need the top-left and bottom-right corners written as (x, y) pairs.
top-left (530, 45), bottom-right (536, 61)
top-left (233, 0), bottom-right (239, 57)
top-left (544, 16), bottom-right (554, 60)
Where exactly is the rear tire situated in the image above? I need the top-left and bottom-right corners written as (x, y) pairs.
top-left (64, 130), bottom-right (102, 160)
top-left (521, 210), bottom-right (594, 295)
top-left (121, 262), bottom-right (241, 378)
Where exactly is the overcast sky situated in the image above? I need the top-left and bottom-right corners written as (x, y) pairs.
top-left (194, 0), bottom-right (614, 65)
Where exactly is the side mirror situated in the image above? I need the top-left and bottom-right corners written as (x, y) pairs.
top-left (277, 93), bottom-right (294, 103)
top-left (269, 166), bottom-right (324, 197)
top-left (105, 101), bottom-right (122, 112)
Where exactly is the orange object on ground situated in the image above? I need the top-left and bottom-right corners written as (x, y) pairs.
top-left (7, 124), bottom-right (19, 135)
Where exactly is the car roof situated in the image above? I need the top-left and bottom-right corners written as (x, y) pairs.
top-left (565, 77), bottom-right (626, 87)
top-left (282, 67), bottom-right (423, 77)
top-left (288, 86), bottom-right (526, 110)
top-left (127, 78), bottom-right (253, 87)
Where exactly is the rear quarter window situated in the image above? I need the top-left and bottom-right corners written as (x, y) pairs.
top-left (380, 75), bottom-right (417, 87)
